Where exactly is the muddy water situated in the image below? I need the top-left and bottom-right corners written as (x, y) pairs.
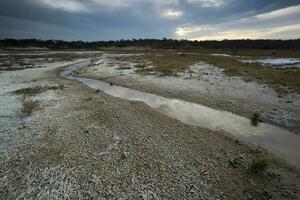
top-left (62, 61), bottom-right (300, 168)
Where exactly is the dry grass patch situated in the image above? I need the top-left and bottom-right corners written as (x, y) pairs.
top-left (21, 99), bottom-right (40, 114)
top-left (146, 53), bottom-right (202, 76)
top-left (199, 55), bottom-right (300, 93)
top-left (249, 154), bottom-right (270, 174)
top-left (145, 52), bottom-right (300, 93)
top-left (15, 85), bottom-right (46, 95)
top-left (15, 85), bottom-right (64, 96)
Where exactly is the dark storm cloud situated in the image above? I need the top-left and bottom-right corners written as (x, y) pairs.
top-left (0, 0), bottom-right (299, 40)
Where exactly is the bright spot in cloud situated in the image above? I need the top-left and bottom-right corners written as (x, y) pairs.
top-left (32, 0), bottom-right (89, 12)
top-left (162, 9), bottom-right (183, 19)
top-left (186, 0), bottom-right (230, 7)
top-left (92, 0), bottom-right (129, 9)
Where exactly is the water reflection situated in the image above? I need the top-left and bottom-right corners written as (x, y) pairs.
top-left (62, 61), bottom-right (300, 168)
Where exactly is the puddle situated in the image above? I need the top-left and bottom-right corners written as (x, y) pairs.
top-left (241, 58), bottom-right (300, 68)
top-left (62, 61), bottom-right (300, 168)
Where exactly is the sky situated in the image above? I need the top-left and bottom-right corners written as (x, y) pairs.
top-left (0, 0), bottom-right (300, 41)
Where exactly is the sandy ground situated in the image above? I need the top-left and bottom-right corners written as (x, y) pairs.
top-left (78, 53), bottom-right (300, 134)
top-left (0, 53), bottom-right (299, 199)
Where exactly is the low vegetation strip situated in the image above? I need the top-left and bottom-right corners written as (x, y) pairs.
top-left (15, 85), bottom-right (64, 96)
top-left (146, 53), bottom-right (300, 93)
top-left (200, 55), bottom-right (300, 93)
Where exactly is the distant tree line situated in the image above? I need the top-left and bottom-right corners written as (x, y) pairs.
top-left (1, 38), bottom-right (300, 50)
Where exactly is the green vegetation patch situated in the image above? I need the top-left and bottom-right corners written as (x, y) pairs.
top-left (15, 84), bottom-right (64, 96)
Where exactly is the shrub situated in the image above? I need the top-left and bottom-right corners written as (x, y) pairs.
top-left (21, 99), bottom-right (40, 114)
top-left (249, 154), bottom-right (269, 174)
top-left (251, 112), bottom-right (260, 126)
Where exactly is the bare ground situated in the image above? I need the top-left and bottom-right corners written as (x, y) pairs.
top-left (0, 60), bottom-right (299, 199)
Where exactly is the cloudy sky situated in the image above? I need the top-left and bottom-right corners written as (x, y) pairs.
top-left (0, 0), bottom-right (300, 41)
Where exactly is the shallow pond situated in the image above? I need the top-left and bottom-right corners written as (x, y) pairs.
top-left (62, 60), bottom-right (300, 168)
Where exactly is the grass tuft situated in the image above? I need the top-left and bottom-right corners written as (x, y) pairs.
top-left (15, 85), bottom-right (64, 96)
top-left (251, 112), bottom-right (260, 126)
top-left (21, 99), bottom-right (40, 114)
top-left (15, 86), bottom-right (45, 95)
top-left (249, 154), bottom-right (270, 174)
